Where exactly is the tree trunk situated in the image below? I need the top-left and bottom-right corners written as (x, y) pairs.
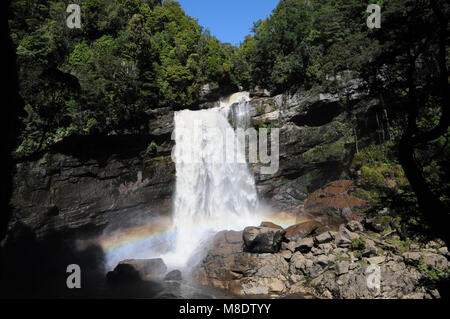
top-left (399, 136), bottom-right (450, 246)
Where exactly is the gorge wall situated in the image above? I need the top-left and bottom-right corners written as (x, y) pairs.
top-left (7, 78), bottom-right (385, 240)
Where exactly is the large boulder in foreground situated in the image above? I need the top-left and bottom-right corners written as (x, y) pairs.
top-left (285, 220), bottom-right (324, 241)
top-left (243, 226), bottom-right (285, 253)
top-left (107, 258), bottom-right (167, 284)
top-left (192, 230), bottom-right (296, 297)
top-left (164, 270), bottom-right (183, 281)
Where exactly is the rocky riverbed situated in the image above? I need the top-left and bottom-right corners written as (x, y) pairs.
top-left (105, 217), bottom-right (449, 299)
top-left (190, 219), bottom-right (449, 299)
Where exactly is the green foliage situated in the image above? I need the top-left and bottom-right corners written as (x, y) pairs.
top-left (334, 252), bottom-right (351, 262)
top-left (242, 0), bottom-right (369, 93)
top-left (11, 0), bottom-right (246, 156)
top-left (417, 256), bottom-right (448, 280)
top-left (386, 236), bottom-right (411, 254)
top-left (350, 238), bottom-right (366, 254)
top-left (360, 166), bottom-right (385, 186)
top-left (145, 141), bottom-right (158, 156)
top-left (353, 143), bottom-right (409, 189)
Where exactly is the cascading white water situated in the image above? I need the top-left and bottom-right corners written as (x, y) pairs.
top-left (163, 92), bottom-right (260, 267)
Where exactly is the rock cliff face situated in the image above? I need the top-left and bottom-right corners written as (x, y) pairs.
top-left (248, 82), bottom-right (382, 212)
top-left (10, 135), bottom-right (175, 238)
top-left (8, 79), bottom-right (385, 239)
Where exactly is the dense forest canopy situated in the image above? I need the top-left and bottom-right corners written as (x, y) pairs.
top-left (8, 0), bottom-right (450, 242)
top-left (241, 0), bottom-right (371, 92)
top-left (9, 0), bottom-right (248, 154)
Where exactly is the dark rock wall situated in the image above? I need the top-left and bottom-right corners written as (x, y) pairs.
top-left (250, 82), bottom-right (385, 211)
top-left (10, 135), bottom-right (175, 238)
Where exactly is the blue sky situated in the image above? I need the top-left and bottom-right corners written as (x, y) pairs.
top-left (177, 0), bottom-right (279, 46)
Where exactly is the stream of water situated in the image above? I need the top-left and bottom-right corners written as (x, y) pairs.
top-left (163, 92), bottom-right (261, 268)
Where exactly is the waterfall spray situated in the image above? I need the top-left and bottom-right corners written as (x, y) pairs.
top-left (164, 92), bottom-right (260, 267)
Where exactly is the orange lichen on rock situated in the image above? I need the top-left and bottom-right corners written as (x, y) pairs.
top-left (304, 180), bottom-right (368, 224)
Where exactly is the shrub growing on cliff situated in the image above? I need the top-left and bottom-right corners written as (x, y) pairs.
top-left (350, 238), bottom-right (366, 256)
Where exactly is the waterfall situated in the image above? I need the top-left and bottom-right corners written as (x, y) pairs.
top-left (164, 92), bottom-right (260, 267)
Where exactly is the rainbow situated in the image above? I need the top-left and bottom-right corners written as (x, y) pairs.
top-left (81, 211), bottom-right (299, 270)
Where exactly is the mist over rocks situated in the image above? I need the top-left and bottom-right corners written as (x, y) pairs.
top-left (164, 270), bottom-right (183, 282)
top-left (107, 258), bottom-right (168, 283)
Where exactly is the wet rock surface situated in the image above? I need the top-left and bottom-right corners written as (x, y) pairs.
top-left (285, 221), bottom-right (323, 241)
top-left (249, 80), bottom-right (381, 212)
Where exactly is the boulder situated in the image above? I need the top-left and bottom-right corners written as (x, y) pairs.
top-left (303, 180), bottom-right (368, 226)
top-left (423, 253), bottom-right (448, 269)
top-left (192, 229), bottom-right (291, 297)
top-left (250, 87), bottom-right (271, 97)
top-left (283, 241), bottom-right (298, 253)
top-left (315, 231), bottom-right (334, 244)
top-left (318, 243), bottom-right (334, 255)
top-left (438, 246), bottom-right (449, 257)
top-left (291, 252), bottom-right (305, 269)
top-left (192, 223), bottom-right (442, 299)
top-left (107, 258), bottom-right (167, 283)
top-left (334, 226), bottom-right (359, 248)
top-left (346, 220), bottom-right (364, 232)
top-left (285, 221), bottom-right (323, 241)
top-left (280, 250), bottom-right (293, 261)
top-left (243, 226), bottom-right (285, 254)
top-left (363, 238), bottom-right (378, 257)
top-left (296, 237), bottom-right (315, 253)
top-left (311, 246), bottom-right (324, 256)
top-left (164, 270), bottom-right (182, 281)
top-left (367, 256), bottom-right (386, 265)
top-left (336, 261), bottom-right (350, 276)
top-left (316, 255), bottom-right (330, 267)
top-left (403, 252), bottom-right (422, 265)
top-left (106, 263), bottom-right (140, 284)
